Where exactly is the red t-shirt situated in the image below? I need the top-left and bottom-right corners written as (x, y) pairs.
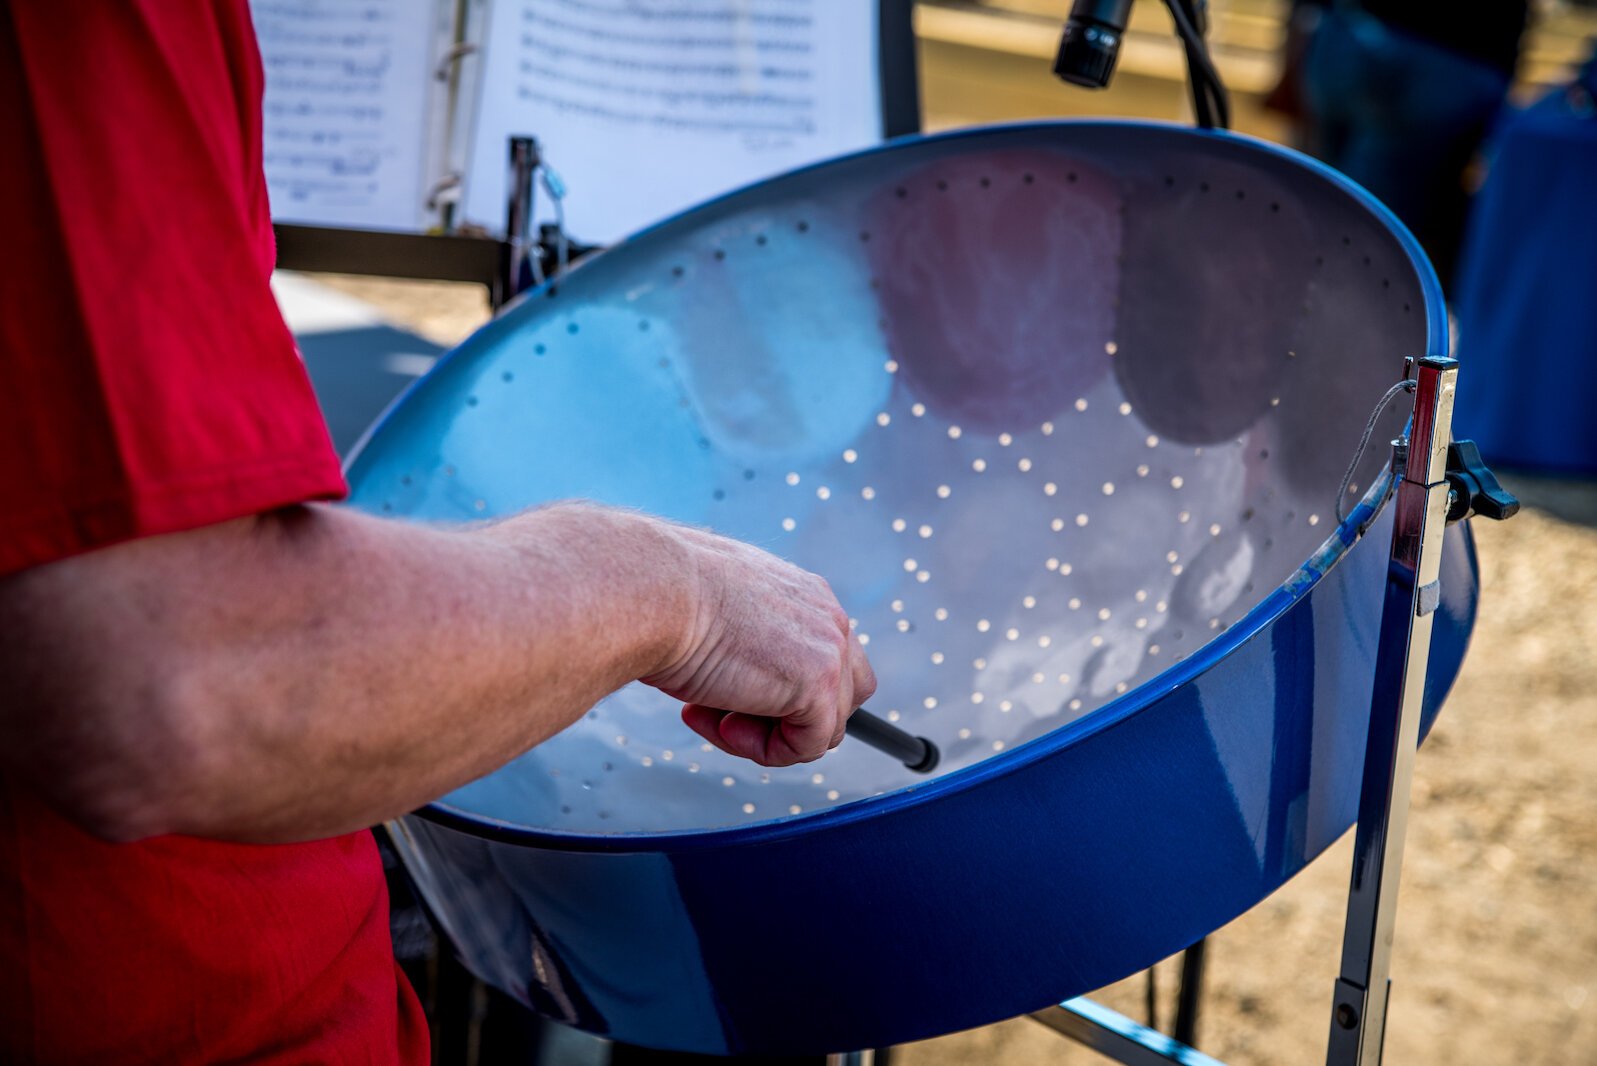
top-left (0, 3), bottom-right (428, 1062)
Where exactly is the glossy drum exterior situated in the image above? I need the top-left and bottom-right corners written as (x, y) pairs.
top-left (346, 121), bottom-right (1479, 1055)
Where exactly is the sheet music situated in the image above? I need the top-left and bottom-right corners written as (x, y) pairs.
top-left (463, 0), bottom-right (881, 244)
top-left (253, 0), bottom-right (439, 230)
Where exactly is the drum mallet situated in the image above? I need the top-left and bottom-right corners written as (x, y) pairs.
top-left (847, 709), bottom-right (940, 773)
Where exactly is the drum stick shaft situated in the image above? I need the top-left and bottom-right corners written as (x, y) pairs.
top-left (846, 709), bottom-right (940, 773)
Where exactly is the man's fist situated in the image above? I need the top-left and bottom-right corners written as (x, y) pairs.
top-left (643, 523), bottom-right (876, 767)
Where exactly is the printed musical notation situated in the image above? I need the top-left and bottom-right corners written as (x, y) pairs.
top-left (464, 0), bottom-right (880, 243)
top-left (253, 0), bottom-right (436, 230)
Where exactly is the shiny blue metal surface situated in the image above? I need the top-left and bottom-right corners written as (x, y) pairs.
top-left (346, 121), bottom-right (1478, 1054)
top-left (1036, 997), bottom-right (1230, 1065)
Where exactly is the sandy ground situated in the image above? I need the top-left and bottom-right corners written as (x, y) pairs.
top-left (319, 271), bottom-right (1597, 1065)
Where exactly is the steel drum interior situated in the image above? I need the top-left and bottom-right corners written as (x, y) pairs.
top-left (345, 121), bottom-right (1477, 1053)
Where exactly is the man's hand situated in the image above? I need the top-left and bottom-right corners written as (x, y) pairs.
top-left (644, 526), bottom-right (876, 767)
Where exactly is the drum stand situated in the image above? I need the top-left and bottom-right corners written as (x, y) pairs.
top-left (1030, 356), bottom-right (1518, 1066)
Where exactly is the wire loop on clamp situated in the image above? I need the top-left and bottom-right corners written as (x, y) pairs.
top-left (1336, 378), bottom-right (1418, 525)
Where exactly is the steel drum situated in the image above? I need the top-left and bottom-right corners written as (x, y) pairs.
top-left (344, 121), bottom-right (1478, 1055)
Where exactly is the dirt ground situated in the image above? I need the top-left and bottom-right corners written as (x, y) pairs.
top-left (319, 272), bottom-right (1596, 1065)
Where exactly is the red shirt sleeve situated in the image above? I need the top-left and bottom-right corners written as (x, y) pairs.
top-left (0, 13), bottom-right (427, 1065)
top-left (0, 0), bottom-right (346, 578)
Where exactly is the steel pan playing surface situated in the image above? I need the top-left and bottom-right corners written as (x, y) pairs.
top-left (346, 121), bottom-right (1478, 1054)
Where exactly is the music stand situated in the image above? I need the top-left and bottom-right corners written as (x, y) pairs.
top-left (271, 0), bottom-right (922, 314)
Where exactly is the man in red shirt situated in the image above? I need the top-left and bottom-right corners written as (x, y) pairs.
top-left (0, 4), bottom-right (874, 1062)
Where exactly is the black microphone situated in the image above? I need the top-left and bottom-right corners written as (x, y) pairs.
top-left (1054, 0), bottom-right (1136, 89)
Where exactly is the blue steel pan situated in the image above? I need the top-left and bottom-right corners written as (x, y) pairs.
top-left (344, 121), bottom-right (1477, 1055)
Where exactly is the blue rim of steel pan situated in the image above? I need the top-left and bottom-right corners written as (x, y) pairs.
top-left (345, 119), bottom-right (1476, 1053)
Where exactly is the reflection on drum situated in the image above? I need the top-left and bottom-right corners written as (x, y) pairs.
top-left (346, 121), bottom-right (1479, 1055)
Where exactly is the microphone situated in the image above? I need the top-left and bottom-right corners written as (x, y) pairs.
top-left (1054, 0), bottom-right (1136, 89)
top-left (1054, 0), bottom-right (1229, 129)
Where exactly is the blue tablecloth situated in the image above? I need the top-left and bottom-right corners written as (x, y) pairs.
top-left (1452, 75), bottom-right (1597, 475)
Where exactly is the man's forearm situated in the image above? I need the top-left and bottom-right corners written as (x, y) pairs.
top-left (0, 502), bottom-right (691, 843)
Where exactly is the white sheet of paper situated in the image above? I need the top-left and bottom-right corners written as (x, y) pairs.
top-left (253, 0), bottom-right (438, 230)
top-left (462, 0), bottom-right (882, 244)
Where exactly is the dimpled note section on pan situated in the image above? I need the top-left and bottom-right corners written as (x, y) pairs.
top-left (865, 149), bottom-right (1121, 433)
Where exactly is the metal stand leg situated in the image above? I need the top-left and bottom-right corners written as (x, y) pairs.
top-left (1173, 938), bottom-right (1207, 1048)
top-left (1145, 959), bottom-right (1159, 1033)
top-left (1324, 356), bottom-right (1458, 1066)
top-left (502, 136), bottom-right (540, 306)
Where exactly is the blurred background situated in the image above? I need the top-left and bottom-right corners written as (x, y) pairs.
top-left (919, 0), bottom-right (1593, 130)
top-left (277, 1), bottom-right (1597, 1062)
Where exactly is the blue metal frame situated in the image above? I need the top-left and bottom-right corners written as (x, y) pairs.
top-left (1036, 998), bottom-right (1230, 1066)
